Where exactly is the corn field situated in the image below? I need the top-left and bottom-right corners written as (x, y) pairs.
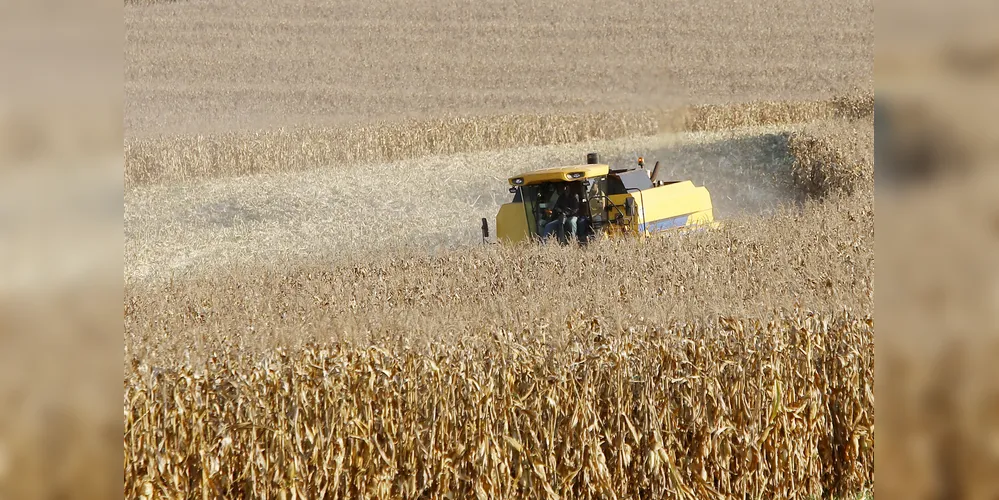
top-left (124, 311), bottom-right (873, 499)
top-left (123, 94), bottom-right (873, 188)
top-left (122, 1), bottom-right (876, 497)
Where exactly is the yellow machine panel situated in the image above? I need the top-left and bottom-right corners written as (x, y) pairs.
top-left (632, 181), bottom-right (715, 235)
top-left (509, 164), bottom-right (610, 186)
top-left (495, 202), bottom-right (531, 244)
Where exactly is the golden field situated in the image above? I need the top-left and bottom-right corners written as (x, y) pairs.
top-left (125, 312), bottom-right (872, 499)
top-left (124, 177), bottom-right (875, 498)
top-left (125, 184), bottom-right (874, 367)
top-left (121, 0), bottom-right (877, 498)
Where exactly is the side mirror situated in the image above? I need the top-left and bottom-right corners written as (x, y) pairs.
top-left (481, 218), bottom-right (489, 240)
top-left (625, 198), bottom-right (635, 216)
top-left (582, 180), bottom-right (590, 187)
top-left (508, 187), bottom-right (517, 194)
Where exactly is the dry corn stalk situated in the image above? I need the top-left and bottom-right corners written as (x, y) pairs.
top-left (124, 311), bottom-right (873, 498)
top-left (787, 118), bottom-right (874, 198)
top-left (124, 94), bottom-right (873, 188)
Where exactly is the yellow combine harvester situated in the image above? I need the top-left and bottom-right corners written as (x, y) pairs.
top-left (481, 153), bottom-right (717, 244)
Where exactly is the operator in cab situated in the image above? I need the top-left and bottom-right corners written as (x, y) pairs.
top-left (542, 181), bottom-right (584, 244)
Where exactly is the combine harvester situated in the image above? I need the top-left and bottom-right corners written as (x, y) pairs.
top-left (481, 153), bottom-right (718, 244)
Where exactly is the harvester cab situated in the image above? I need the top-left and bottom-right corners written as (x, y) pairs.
top-left (483, 153), bottom-right (717, 244)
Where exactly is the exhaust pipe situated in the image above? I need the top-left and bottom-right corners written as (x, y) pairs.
top-left (650, 160), bottom-right (662, 184)
top-left (586, 152), bottom-right (599, 165)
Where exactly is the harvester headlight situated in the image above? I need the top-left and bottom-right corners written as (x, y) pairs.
top-left (512, 177), bottom-right (524, 185)
top-left (569, 172), bottom-right (584, 179)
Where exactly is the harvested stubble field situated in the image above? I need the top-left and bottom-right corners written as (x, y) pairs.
top-left (124, 0), bottom-right (874, 498)
top-left (124, 0), bottom-right (872, 137)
